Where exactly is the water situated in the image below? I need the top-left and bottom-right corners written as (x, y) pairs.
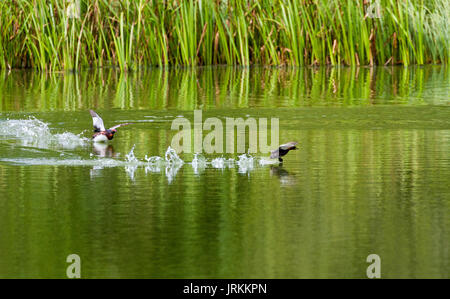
top-left (0, 66), bottom-right (449, 278)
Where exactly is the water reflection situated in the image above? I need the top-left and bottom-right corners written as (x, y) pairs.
top-left (270, 165), bottom-right (297, 186)
top-left (0, 67), bottom-right (449, 278)
top-left (0, 66), bottom-right (448, 112)
top-left (92, 143), bottom-right (116, 158)
top-left (270, 165), bottom-right (289, 177)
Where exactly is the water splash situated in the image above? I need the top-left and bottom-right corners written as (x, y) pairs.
top-left (237, 153), bottom-right (255, 174)
top-left (211, 157), bottom-right (235, 169)
top-left (0, 117), bottom-right (89, 149)
top-left (0, 117), bottom-right (52, 147)
top-left (0, 157), bottom-right (122, 167)
top-left (165, 146), bottom-right (184, 165)
top-left (211, 157), bottom-right (225, 169)
top-left (125, 164), bottom-right (137, 181)
top-left (259, 157), bottom-right (278, 166)
top-left (0, 139), bottom-right (279, 181)
top-left (144, 163), bottom-right (162, 174)
top-left (163, 146), bottom-right (184, 183)
top-left (125, 145), bottom-right (142, 181)
top-left (144, 154), bottom-right (163, 175)
top-left (165, 163), bottom-right (182, 184)
top-left (125, 145), bottom-right (139, 164)
top-left (191, 153), bottom-right (207, 175)
top-left (53, 132), bottom-right (88, 149)
top-left (124, 145), bottom-right (185, 181)
top-left (144, 155), bottom-right (163, 164)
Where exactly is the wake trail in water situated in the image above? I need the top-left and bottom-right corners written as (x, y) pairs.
top-left (0, 117), bottom-right (89, 149)
top-left (0, 144), bottom-right (279, 182)
top-left (0, 117), bottom-right (280, 181)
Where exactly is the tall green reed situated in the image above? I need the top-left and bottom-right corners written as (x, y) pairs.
top-left (0, 0), bottom-right (447, 71)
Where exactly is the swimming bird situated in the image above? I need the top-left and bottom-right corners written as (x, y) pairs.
top-left (270, 142), bottom-right (298, 163)
top-left (90, 110), bottom-right (132, 142)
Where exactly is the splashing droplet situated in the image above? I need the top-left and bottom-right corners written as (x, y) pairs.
top-left (0, 117), bottom-right (89, 149)
top-left (125, 145), bottom-right (139, 164)
top-left (165, 146), bottom-right (184, 165)
top-left (237, 153), bottom-right (255, 173)
top-left (191, 153), bottom-right (207, 174)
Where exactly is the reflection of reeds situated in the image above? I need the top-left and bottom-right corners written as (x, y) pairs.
top-left (0, 0), bottom-right (448, 70)
top-left (0, 66), bottom-right (448, 111)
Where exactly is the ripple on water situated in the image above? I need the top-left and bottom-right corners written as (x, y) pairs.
top-left (0, 117), bottom-right (280, 181)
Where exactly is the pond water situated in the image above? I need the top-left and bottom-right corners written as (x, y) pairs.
top-left (0, 66), bottom-right (449, 278)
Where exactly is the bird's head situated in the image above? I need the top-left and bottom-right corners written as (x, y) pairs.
top-left (106, 129), bottom-right (117, 140)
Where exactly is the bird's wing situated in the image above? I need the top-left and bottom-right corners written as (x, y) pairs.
top-left (90, 110), bottom-right (106, 132)
top-left (270, 149), bottom-right (279, 159)
top-left (279, 141), bottom-right (298, 150)
top-left (109, 123), bottom-right (133, 130)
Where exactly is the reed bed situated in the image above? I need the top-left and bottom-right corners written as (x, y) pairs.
top-left (0, 0), bottom-right (448, 71)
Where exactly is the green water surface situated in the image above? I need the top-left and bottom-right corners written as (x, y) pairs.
top-left (0, 66), bottom-right (449, 278)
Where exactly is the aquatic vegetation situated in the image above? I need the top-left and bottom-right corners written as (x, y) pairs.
top-left (0, 0), bottom-right (448, 71)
